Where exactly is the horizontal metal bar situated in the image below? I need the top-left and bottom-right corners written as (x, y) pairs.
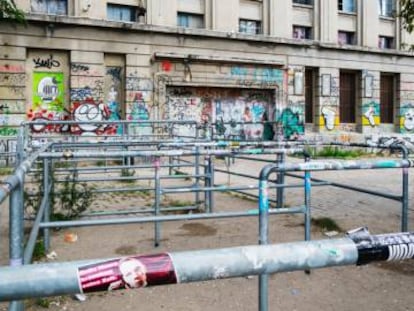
top-left (39, 207), bottom-right (305, 229)
top-left (286, 173), bottom-right (403, 201)
top-left (1, 230), bottom-right (412, 301)
top-left (39, 148), bottom-right (304, 159)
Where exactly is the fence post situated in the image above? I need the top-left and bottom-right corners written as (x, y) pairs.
top-left (154, 156), bottom-right (161, 247)
top-left (43, 158), bottom-right (51, 252)
top-left (9, 170), bottom-right (25, 311)
top-left (276, 152), bottom-right (285, 208)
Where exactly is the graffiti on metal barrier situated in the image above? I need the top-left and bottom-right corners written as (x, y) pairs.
top-left (78, 253), bottom-right (177, 293)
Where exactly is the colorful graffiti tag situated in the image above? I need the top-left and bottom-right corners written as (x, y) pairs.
top-left (400, 103), bottom-right (414, 133)
top-left (166, 88), bottom-right (272, 139)
top-left (128, 93), bottom-right (152, 137)
top-left (276, 107), bottom-right (304, 139)
top-left (29, 72), bottom-right (67, 132)
top-left (70, 98), bottom-right (117, 136)
top-left (362, 101), bottom-right (380, 127)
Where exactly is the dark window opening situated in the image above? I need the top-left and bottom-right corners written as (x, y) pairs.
top-left (293, 26), bottom-right (312, 39)
top-left (340, 72), bottom-right (357, 123)
top-left (380, 74), bottom-right (394, 123)
top-left (305, 69), bottom-right (314, 123)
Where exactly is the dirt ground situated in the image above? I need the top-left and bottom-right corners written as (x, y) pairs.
top-left (1, 155), bottom-right (413, 311)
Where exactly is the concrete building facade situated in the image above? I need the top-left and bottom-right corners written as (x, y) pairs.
top-left (1, 0), bottom-right (414, 142)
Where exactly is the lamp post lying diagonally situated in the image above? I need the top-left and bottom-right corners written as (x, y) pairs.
top-left (0, 228), bottom-right (413, 302)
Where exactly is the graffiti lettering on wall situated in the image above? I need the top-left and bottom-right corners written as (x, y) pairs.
top-left (126, 75), bottom-right (153, 92)
top-left (166, 88), bottom-right (273, 139)
top-left (105, 66), bottom-right (123, 135)
top-left (231, 66), bottom-right (284, 88)
top-left (33, 54), bottom-right (61, 69)
top-left (128, 93), bottom-right (152, 137)
top-left (71, 87), bottom-right (93, 101)
top-left (0, 73), bottom-right (26, 86)
top-left (71, 63), bottom-right (90, 73)
top-left (106, 67), bottom-right (122, 82)
top-left (70, 98), bottom-right (117, 136)
top-left (0, 64), bottom-right (25, 73)
top-left (276, 105), bottom-right (304, 139)
top-left (362, 101), bottom-right (380, 127)
top-left (400, 103), bottom-right (414, 132)
top-left (0, 104), bottom-right (18, 136)
top-left (70, 80), bottom-right (104, 101)
top-left (28, 98), bottom-right (119, 135)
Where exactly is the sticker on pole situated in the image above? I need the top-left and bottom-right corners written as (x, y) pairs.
top-left (78, 253), bottom-right (177, 293)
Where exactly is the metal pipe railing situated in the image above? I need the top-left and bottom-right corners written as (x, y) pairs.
top-left (0, 229), bottom-right (412, 302)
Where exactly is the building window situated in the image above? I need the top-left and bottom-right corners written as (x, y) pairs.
top-left (338, 31), bottom-right (355, 45)
top-left (378, 36), bottom-right (394, 49)
top-left (338, 0), bottom-right (355, 13)
top-left (177, 12), bottom-right (204, 28)
top-left (31, 0), bottom-right (67, 15)
top-left (107, 4), bottom-right (137, 22)
top-left (293, 26), bottom-right (312, 39)
top-left (378, 0), bottom-right (395, 17)
top-left (293, 0), bottom-right (313, 5)
top-left (239, 19), bottom-right (262, 35)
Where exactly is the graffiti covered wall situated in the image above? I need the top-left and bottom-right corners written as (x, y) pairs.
top-left (0, 60), bottom-right (26, 136)
top-left (166, 87), bottom-right (273, 139)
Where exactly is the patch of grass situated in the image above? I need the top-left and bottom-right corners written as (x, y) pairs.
top-left (0, 167), bottom-right (13, 176)
top-left (95, 160), bottom-right (106, 167)
top-left (293, 146), bottom-right (373, 159)
top-left (120, 168), bottom-right (135, 183)
top-left (35, 298), bottom-right (50, 308)
top-left (312, 146), bottom-right (366, 159)
top-left (312, 217), bottom-right (342, 232)
top-left (32, 240), bottom-right (46, 261)
top-left (173, 170), bottom-right (192, 181)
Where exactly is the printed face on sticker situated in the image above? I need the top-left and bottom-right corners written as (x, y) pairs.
top-left (119, 257), bottom-right (147, 288)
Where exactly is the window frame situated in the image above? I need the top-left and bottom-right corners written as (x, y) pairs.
top-left (378, 36), bottom-right (394, 49)
top-left (378, 0), bottom-right (395, 18)
top-left (292, 0), bottom-right (313, 5)
top-left (338, 0), bottom-right (356, 13)
top-left (177, 12), bottom-right (205, 29)
top-left (292, 25), bottom-right (312, 40)
top-left (31, 0), bottom-right (68, 15)
top-left (338, 31), bottom-right (356, 45)
top-left (239, 19), bottom-right (262, 35)
top-left (107, 3), bottom-right (137, 22)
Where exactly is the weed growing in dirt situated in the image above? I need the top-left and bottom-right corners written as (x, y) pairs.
top-left (312, 217), bottom-right (342, 232)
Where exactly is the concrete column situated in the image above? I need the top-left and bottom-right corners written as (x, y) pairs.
top-left (361, 0), bottom-right (379, 48)
top-left (319, 0), bottom-right (338, 43)
top-left (271, 0), bottom-right (291, 38)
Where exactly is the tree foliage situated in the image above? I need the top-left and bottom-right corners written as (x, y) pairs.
top-left (0, 0), bottom-right (26, 24)
top-left (400, 0), bottom-right (414, 33)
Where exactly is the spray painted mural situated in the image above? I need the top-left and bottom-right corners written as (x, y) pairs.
top-left (400, 103), bottom-right (414, 133)
top-left (28, 72), bottom-right (67, 132)
top-left (105, 66), bottom-right (123, 135)
top-left (166, 88), bottom-right (273, 139)
top-left (362, 101), bottom-right (380, 127)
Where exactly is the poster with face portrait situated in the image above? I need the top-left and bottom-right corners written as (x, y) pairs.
top-left (78, 253), bottom-right (177, 293)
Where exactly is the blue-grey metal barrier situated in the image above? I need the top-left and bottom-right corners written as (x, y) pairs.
top-left (0, 229), bottom-right (412, 303)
